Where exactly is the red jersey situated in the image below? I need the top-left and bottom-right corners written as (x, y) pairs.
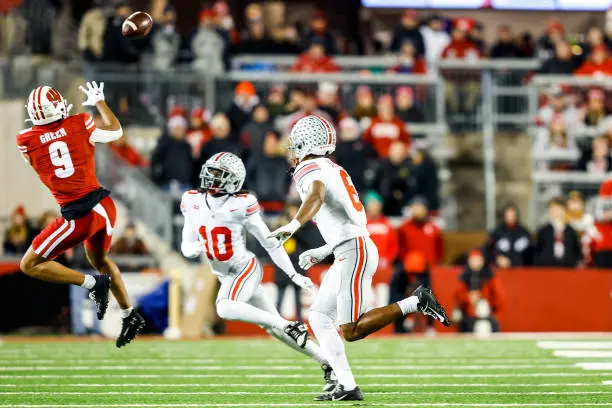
top-left (441, 40), bottom-right (481, 60)
top-left (16, 113), bottom-right (101, 207)
top-left (366, 216), bottom-right (399, 269)
top-left (291, 54), bottom-right (340, 73)
top-left (574, 60), bottom-right (612, 77)
top-left (363, 115), bottom-right (411, 158)
top-left (398, 219), bottom-right (444, 266)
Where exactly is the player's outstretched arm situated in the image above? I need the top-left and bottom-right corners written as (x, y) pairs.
top-left (80, 81), bottom-right (123, 143)
top-left (268, 180), bottom-right (326, 246)
top-left (246, 212), bottom-right (314, 291)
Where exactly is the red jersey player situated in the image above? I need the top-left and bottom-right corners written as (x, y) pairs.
top-left (17, 81), bottom-right (144, 347)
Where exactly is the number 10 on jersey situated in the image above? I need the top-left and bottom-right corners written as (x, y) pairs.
top-left (198, 226), bottom-right (233, 261)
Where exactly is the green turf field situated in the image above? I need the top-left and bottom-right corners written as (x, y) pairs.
top-left (0, 336), bottom-right (611, 407)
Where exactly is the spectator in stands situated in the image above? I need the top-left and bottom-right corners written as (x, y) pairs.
top-left (484, 204), bottom-right (532, 268)
top-left (365, 191), bottom-right (399, 274)
top-left (441, 19), bottom-right (481, 60)
top-left (395, 87), bottom-right (424, 123)
top-left (191, 8), bottom-right (226, 75)
top-left (374, 142), bottom-right (414, 216)
top-left (186, 107), bottom-right (212, 159)
top-left (226, 81), bottom-right (259, 142)
top-left (283, 88), bottom-right (305, 116)
top-left (242, 104), bottom-right (274, 168)
top-left (290, 40), bottom-right (339, 73)
top-left (300, 10), bottom-right (337, 55)
top-left (364, 95), bottom-right (411, 159)
top-left (468, 21), bottom-right (485, 54)
top-left (280, 91), bottom-right (333, 135)
top-left (196, 113), bottom-right (239, 177)
top-left (411, 147), bottom-right (441, 213)
top-left (390, 9), bottom-right (425, 57)
top-left (580, 27), bottom-right (607, 64)
top-left (78, 3), bottom-right (106, 61)
top-left (317, 81), bottom-right (341, 124)
top-left (575, 45), bottom-right (612, 77)
top-left (269, 25), bottom-right (301, 55)
top-left (390, 41), bottom-right (427, 74)
top-left (247, 131), bottom-right (290, 212)
top-left (151, 114), bottom-right (193, 194)
top-left (533, 198), bottom-right (581, 267)
top-left (533, 118), bottom-right (576, 158)
top-left (577, 135), bottom-right (612, 173)
top-left (516, 32), bottom-right (536, 58)
top-left (452, 250), bottom-right (504, 334)
top-left (535, 86), bottom-right (580, 130)
top-left (420, 14), bottom-right (450, 65)
top-left (583, 88), bottom-right (609, 127)
top-left (110, 133), bottom-right (147, 168)
top-left (539, 41), bottom-right (580, 75)
top-left (239, 19), bottom-right (275, 54)
top-left (583, 181), bottom-right (612, 267)
top-left (398, 197), bottom-right (444, 267)
top-left (112, 222), bottom-right (149, 255)
top-left (537, 18), bottom-right (566, 59)
top-left (335, 117), bottom-right (375, 192)
top-left (352, 86), bottom-right (377, 126)
top-left (265, 86), bottom-right (287, 119)
top-left (566, 191), bottom-right (593, 235)
top-left (150, 6), bottom-right (181, 70)
top-left (2, 205), bottom-right (33, 255)
top-left (213, 0), bottom-right (238, 47)
top-left (490, 25), bottom-right (521, 59)
top-left (101, 2), bottom-right (139, 64)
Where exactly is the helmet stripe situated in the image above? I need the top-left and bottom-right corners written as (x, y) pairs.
top-left (215, 152), bottom-right (227, 162)
top-left (32, 87), bottom-right (41, 121)
top-left (36, 86), bottom-right (44, 120)
top-left (316, 115), bottom-right (334, 145)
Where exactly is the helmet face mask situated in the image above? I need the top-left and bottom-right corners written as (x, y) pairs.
top-left (200, 152), bottom-right (245, 195)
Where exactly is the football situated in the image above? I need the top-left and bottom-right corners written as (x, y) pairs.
top-left (122, 11), bottom-right (153, 38)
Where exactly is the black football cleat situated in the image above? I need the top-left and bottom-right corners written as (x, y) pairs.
top-left (284, 321), bottom-right (309, 348)
top-left (89, 275), bottom-right (111, 320)
top-left (321, 363), bottom-right (338, 392)
top-left (413, 285), bottom-right (451, 327)
top-left (116, 309), bottom-right (145, 348)
top-left (314, 385), bottom-right (364, 401)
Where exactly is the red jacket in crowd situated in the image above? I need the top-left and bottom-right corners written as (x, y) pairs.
top-left (367, 215), bottom-right (399, 271)
top-left (291, 54), bottom-right (340, 73)
top-left (363, 116), bottom-right (411, 158)
top-left (454, 270), bottom-right (505, 319)
top-left (441, 39), bottom-right (482, 60)
top-left (398, 219), bottom-right (444, 266)
top-left (574, 59), bottom-right (612, 77)
top-left (583, 221), bottom-right (612, 266)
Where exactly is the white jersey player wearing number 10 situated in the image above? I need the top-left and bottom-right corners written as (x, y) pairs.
top-left (180, 152), bottom-right (338, 392)
top-left (269, 115), bottom-right (451, 402)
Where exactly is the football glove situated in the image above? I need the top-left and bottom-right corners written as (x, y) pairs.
top-left (299, 245), bottom-right (332, 271)
top-left (181, 240), bottom-right (205, 258)
top-left (290, 273), bottom-right (314, 291)
top-left (80, 81), bottom-right (105, 106)
top-left (268, 219), bottom-right (301, 247)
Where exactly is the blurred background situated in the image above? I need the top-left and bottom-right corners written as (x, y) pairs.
top-left (0, 0), bottom-right (611, 339)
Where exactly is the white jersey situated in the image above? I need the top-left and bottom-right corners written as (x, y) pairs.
top-left (293, 158), bottom-right (369, 249)
top-left (180, 190), bottom-right (296, 277)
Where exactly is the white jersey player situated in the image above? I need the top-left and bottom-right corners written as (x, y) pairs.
top-left (269, 115), bottom-right (451, 402)
top-left (181, 152), bottom-right (337, 392)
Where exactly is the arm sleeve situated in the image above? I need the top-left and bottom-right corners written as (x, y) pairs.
top-left (84, 113), bottom-right (123, 143)
top-left (245, 211), bottom-right (298, 278)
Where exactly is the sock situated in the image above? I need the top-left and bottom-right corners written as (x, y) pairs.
top-left (121, 307), bottom-right (134, 318)
top-left (81, 275), bottom-right (95, 290)
top-left (267, 327), bottom-right (328, 365)
top-left (309, 310), bottom-right (357, 391)
top-left (216, 299), bottom-right (288, 330)
top-left (397, 296), bottom-right (419, 315)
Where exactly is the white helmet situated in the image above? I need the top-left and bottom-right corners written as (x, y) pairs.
top-left (25, 86), bottom-right (71, 126)
top-left (288, 115), bottom-right (336, 166)
top-left (200, 152), bottom-right (246, 194)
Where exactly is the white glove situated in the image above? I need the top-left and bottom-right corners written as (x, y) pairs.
top-left (290, 273), bottom-right (314, 291)
top-left (181, 240), bottom-right (205, 258)
top-left (79, 81), bottom-right (105, 106)
top-left (268, 219), bottom-right (301, 247)
top-left (299, 245), bottom-right (332, 270)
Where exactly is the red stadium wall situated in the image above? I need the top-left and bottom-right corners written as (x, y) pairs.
top-left (226, 265), bottom-right (612, 334)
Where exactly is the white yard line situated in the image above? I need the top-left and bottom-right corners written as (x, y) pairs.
top-left (555, 350), bottom-right (612, 358)
top-left (0, 364), bottom-right (573, 371)
top-left (0, 382), bottom-right (602, 388)
top-left (538, 341), bottom-right (612, 349)
top-left (4, 403), bottom-right (612, 407)
top-left (0, 358), bottom-right (567, 364)
top-left (1, 391), bottom-right (611, 396)
top-left (576, 362), bottom-right (612, 370)
top-left (0, 373), bottom-right (607, 379)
